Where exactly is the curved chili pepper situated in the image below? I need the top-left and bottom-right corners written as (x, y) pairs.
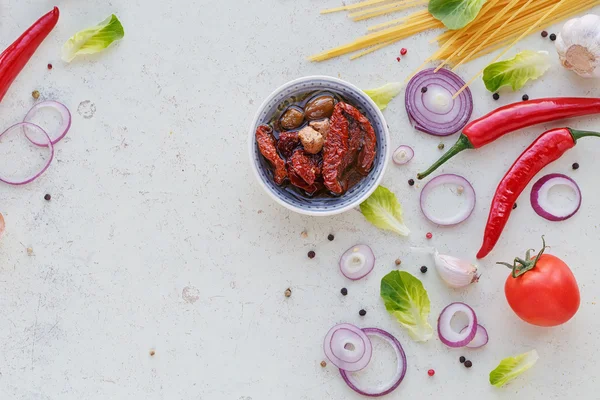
top-left (418, 98), bottom-right (600, 180)
top-left (0, 7), bottom-right (59, 102)
top-left (476, 127), bottom-right (600, 259)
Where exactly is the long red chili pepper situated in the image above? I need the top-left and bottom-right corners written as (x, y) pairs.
top-left (418, 98), bottom-right (600, 179)
top-left (0, 7), bottom-right (59, 102)
top-left (476, 127), bottom-right (600, 259)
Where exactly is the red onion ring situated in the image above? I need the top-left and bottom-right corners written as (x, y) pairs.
top-left (459, 324), bottom-right (489, 348)
top-left (339, 244), bottom-right (375, 280)
top-left (340, 328), bottom-right (407, 397)
top-left (530, 173), bottom-right (581, 221)
top-left (437, 302), bottom-right (478, 348)
top-left (324, 323), bottom-right (373, 372)
top-left (392, 145), bottom-right (414, 165)
top-left (0, 122), bottom-right (54, 185)
top-left (405, 68), bottom-right (473, 136)
top-left (23, 100), bottom-right (71, 146)
top-left (420, 174), bottom-right (476, 225)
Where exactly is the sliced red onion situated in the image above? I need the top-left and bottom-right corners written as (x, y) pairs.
top-left (340, 328), bottom-right (407, 397)
top-left (0, 122), bottom-right (54, 185)
top-left (392, 145), bottom-right (414, 165)
top-left (339, 244), bottom-right (375, 280)
top-left (23, 100), bottom-right (71, 146)
top-left (460, 324), bottom-right (489, 348)
top-left (324, 323), bottom-right (372, 372)
top-left (405, 68), bottom-right (473, 136)
top-left (437, 302), bottom-right (477, 348)
top-left (420, 174), bottom-right (476, 225)
top-left (530, 173), bottom-right (581, 221)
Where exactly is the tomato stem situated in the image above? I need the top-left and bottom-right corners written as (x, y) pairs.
top-left (496, 236), bottom-right (548, 278)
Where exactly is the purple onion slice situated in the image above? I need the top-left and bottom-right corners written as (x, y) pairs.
top-left (437, 302), bottom-right (478, 348)
top-left (340, 244), bottom-right (376, 280)
top-left (530, 173), bottom-right (581, 221)
top-left (323, 323), bottom-right (372, 372)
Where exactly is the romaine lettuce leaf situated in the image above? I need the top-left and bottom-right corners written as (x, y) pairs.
top-left (364, 82), bottom-right (403, 111)
top-left (62, 14), bottom-right (125, 62)
top-left (429, 0), bottom-right (487, 30)
top-left (489, 350), bottom-right (539, 387)
top-left (360, 186), bottom-right (410, 236)
top-left (483, 50), bottom-right (551, 92)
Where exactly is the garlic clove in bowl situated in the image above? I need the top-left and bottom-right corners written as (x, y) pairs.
top-left (556, 14), bottom-right (600, 78)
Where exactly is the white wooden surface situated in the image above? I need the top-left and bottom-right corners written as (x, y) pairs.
top-left (1, 1), bottom-right (600, 399)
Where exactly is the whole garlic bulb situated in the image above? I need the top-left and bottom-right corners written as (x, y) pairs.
top-left (555, 14), bottom-right (600, 78)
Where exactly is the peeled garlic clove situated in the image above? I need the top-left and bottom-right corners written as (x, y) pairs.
top-left (433, 251), bottom-right (479, 288)
top-left (556, 14), bottom-right (600, 78)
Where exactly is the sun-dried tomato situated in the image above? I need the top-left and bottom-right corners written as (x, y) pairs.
top-left (322, 104), bottom-right (349, 195)
top-left (288, 166), bottom-right (322, 195)
top-left (338, 102), bottom-right (376, 176)
top-left (277, 131), bottom-right (300, 158)
top-left (256, 124), bottom-right (287, 184)
top-left (290, 149), bottom-right (321, 185)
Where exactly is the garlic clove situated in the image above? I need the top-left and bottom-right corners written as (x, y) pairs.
top-left (433, 251), bottom-right (480, 289)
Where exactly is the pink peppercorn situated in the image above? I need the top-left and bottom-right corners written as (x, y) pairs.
top-left (47, 63), bottom-right (53, 70)
top-left (428, 369), bottom-right (435, 376)
top-left (396, 57), bottom-right (401, 62)
top-left (400, 48), bottom-right (408, 55)
top-left (426, 232), bottom-right (433, 239)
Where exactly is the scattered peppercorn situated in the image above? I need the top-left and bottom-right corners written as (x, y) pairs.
top-left (459, 356), bottom-right (466, 363)
top-left (541, 31), bottom-right (548, 38)
top-left (420, 266), bottom-right (428, 273)
top-left (47, 63), bottom-right (53, 70)
top-left (572, 162), bottom-right (580, 170)
top-left (301, 230), bottom-right (308, 238)
top-left (395, 258), bottom-right (402, 266)
top-left (44, 194), bottom-right (51, 201)
top-left (438, 143), bottom-right (445, 150)
top-left (149, 349), bottom-right (155, 356)
top-left (550, 33), bottom-right (557, 41)
top-left (308, 251), bottom-right (316, 259)
top-left (512, 203), bottom-right (517, 210)
top-left (426, 232), bottom-right (433, 239)
top-left (408, 179), bottom-right (415, 186)
top-left (359, 309), bottom-right (367, 316)
top-left (464, 360), bottom-right (473, 368)
top-left (396, 57), bottom-right (401, 62)
top-left (400, 48), bottom-right (408, 55)
top-left (284, 288), bottom-right (292, 297)
top-left (320, 360), bottom-right (327, 367)
top-left (493, 93), bottom-right (500, 100)
top-left (421, 86), bottom-right (428, 93)
top-left (428, 369), bottom-right (435, 377)
top-left (32, 90), bottom-right (40, 99)
top-left (27, 247), bottom-right (34, 256)
top-left (328, 234), bottom-right (335, 241)
top-left (522, 94), bottom-right (529, 101)
top-left (341, 288), bottom-right (348, 296)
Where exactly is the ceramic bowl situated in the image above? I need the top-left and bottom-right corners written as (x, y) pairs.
top-left (248, 76), bottom-right (390, 216)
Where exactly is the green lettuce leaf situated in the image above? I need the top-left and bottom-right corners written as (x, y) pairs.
top-left (360, 186), bottom-right (410, 236)
top-left (428, 0), bottom-right (487, 30)
top-left (364, 82), bottom-right (402, 111)
top-left (483, 50), bottom-right (551, 92)
top-left (489, 350), bottom-right (539, 387)
top-left (380, 271), bottom-right (433, 342)
top-left (62, 14), bottom-right (125, 62)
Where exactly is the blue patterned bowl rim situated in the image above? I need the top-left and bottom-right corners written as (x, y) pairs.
top-left (248, 76), bottom-right (390, 216)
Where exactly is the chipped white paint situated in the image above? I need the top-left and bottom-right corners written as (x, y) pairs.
top-left (1, 1), bottom-right (600, 399)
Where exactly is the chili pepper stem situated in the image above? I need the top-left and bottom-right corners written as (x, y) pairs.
top-left (569, 128), bottom-right (600, 142)
top-left (496, 236), bottom-right (548, 278)
top-left (417, 134), bottom-right (473, 180)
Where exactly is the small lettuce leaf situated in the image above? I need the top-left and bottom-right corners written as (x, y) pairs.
top-left (380, 271), bottom-right (433, 342)
top-left (364, 82), bottom-right (403, 111)
top-left (483, 50), bottom-right (551, 92)
top-left (62, 14), bottom-right (125, 62)
top-left (360, 186), bottom-right (410, 236)
top-left (429, 0), bottom-right (487, 30)
top-left (489, 350), bottom-right (539, 387)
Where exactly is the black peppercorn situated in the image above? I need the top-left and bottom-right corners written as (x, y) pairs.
top-left (459, 356), bottom-right (466, 363)
top-left (421, 87), bottom-right (428, 93)
top-left (44, 194), bottom-right (51, 201)
top-left (308, 251), bottom-right (316, 259)
top-left (522, 94), bottom-right (529, 101)
top-left (541, 31), bottom-right (548, 38)
top-left (341, 288), bottom-right (348, 296)
top-left (359, 309), bottom-right (367, 316)
top-left (464, 360), bottom-right (473, 368)
top-left (550, 33), bottom-right (557, 41)
top-left (512, 203), bottom-right (517, 210)
top-left (572, 162), bottom-right (580, 170)
top-left (408, 179), bottom-right (415, 186)
top-left (328, 234), bottom-right (335, 241)
top-left (493, 93), bottom-right (500, 100)
top-left (420, 266), bottom-right (428, 273)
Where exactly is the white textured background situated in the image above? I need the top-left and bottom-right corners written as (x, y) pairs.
top-left (1, 1), bottom-right (600, 399)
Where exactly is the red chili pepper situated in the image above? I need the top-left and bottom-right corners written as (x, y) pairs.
top-left (418, 98), bottom-right (600, 179)
top-left (0, 7), bottom-right (59, 102)
top-left (476, 128), bottom-right (600, 259)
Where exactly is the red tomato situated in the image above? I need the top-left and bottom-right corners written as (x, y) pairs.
top-left (505, 254), bottom-right (580, 327)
